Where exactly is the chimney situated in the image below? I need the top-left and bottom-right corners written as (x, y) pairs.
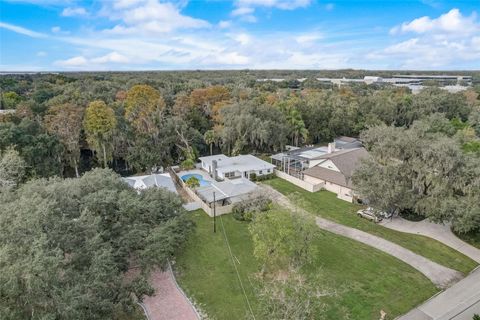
top-left (212, 160), bottom-right (218, 180)
top-left (328, 142), bottom-right (336, 154)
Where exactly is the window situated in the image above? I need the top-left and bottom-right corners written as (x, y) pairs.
top-left (225, 172), bottom-right (235, 178)
top-left (267, 169), bottom-right (271, 173)
top-left (259, 170), bottom-right (263, 174)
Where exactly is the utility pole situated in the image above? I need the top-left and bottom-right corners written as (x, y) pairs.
top-left (213, 191), bottom-right (216, 233)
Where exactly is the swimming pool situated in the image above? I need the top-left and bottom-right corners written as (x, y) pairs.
top-left (181, 173), bottom-right (211, 187)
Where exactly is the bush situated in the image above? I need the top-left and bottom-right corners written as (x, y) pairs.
top-left (180, 159), bottom-right (195, 170)
top-left (400, 208), bottom-right (425, 222)
top-left (255, 173), bottom-right (275, 181)
top-left (232, 193), bottom-right (272, 221)
top-left (250, 172), bottom-right (257, 181)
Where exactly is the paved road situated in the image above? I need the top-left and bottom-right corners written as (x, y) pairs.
top-left (381, 217), bottom-right (480, 264)
top-left (398, 267), bottom-right (480, 320)
top-left (141, 265), bottom-right (199, 320)
top-left (260, 185), bottom-right (463, 288)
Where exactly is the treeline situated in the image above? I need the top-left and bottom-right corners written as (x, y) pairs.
top-left (0, 72), bottom-right (479, 182)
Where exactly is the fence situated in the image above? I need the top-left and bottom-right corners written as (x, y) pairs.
top-left (168, 167), bottom-right (233, 217)
top-left (274, 169), bottom-right (323, 192)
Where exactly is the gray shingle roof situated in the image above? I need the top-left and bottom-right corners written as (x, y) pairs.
top-left (304, 148), bottom-right (369, 188)
top-left (304, 166), bottom-right (351, 187)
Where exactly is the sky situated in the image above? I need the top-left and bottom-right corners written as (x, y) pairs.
top-left (0, 0), bottom-right (479, 71)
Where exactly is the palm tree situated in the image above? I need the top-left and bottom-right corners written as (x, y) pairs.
top-left (204, 129), bottom-right (216, 155)
top-left (286, 108), bottom-right (308, 147)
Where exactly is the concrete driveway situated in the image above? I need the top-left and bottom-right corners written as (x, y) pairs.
top-left (316, 217), bottom-right (463, 288)
top-left (380, 217), bottom-right (480, 264)
top-left (260, 184), bottom-right (463, 288)
top-left (398, 267), bottom-right (480, 320)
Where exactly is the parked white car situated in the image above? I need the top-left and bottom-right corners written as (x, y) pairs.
top-left (356, 207), bottom-right (391, 223)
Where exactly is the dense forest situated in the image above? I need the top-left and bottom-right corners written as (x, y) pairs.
top-left (1, 71), bottom-right (479, 178)
top-left (0, 71), bottom-right (479, 318)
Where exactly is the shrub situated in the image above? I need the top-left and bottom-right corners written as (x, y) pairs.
top-left (180, 159), bottom-right (195, 170)
top-left (255, 173), bottom-right (275, 181)
top-left (400, 208), bottom-right (425, 222)
top-left (232, 193), bottom-right (271, 221)
top-left (250, 172), bottom-right (257, 181)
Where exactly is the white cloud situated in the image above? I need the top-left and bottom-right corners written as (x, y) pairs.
top-left (231, 0), bottom-right (311, 21)
top-left (231, 33), bottom-right (252, 45)
top-left (0, 21), bottom-right (47, 38)
top-left (391, 8), bottom-right (478, 35)
top-left (218, 20), bottom-right (232, 29)
top-left (51, 26), bottom-right (70, 34)
top-left (61, 7), bottom-right (88, 17)
top-left (373, 9), bottom-right (480, 69)
top-left (54, 52), bottom-right (130, 69)
top-left (91, 52), bottom-right (129, 64)
top-left (296, 33), bottom-right (323, 44)
top-left (55, 56), bottom-right (88, 67)
top-left (235, 0), bottom-right (311, 10)
top-left (36, 51), bottom-right (47, 57)
top-left (101, 0), bottom-right (210, 34)
top-left (231, 7), bottom-right (254, 16)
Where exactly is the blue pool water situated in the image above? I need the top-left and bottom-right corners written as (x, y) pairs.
top-left (181, 173), bottom-right (211, 187)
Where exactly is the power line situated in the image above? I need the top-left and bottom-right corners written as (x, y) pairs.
top-left (219, 215), bottom-right (256, 320)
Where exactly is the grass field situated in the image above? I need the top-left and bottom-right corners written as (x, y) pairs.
top-left (262, 178), bottom-right (478, 274)
top-left (175, 210), bottom-right (438, 320)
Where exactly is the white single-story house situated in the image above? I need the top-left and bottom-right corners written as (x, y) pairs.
top-left (199, 154), bottom-right (275, 180)
top-left (122, 173), bottom-right (178, 194)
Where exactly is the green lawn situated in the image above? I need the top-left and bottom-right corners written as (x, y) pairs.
top-left (263, 178), bottom-right (477, 274)
top-left (175, 210), bottom-right (438, 320)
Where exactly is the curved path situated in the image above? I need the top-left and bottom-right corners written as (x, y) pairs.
top-left (141, 264), bottom-right (200, 320)
top-left (380, 217), bottom-right (480, 264)
top-left (315, 217), bottom-right (462, 288)
top-left (260, 185), bottom-right (463, 288)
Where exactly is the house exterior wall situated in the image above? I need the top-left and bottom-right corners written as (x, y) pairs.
top-left (218, 168), bottom-right (274, 180)
top-left (303, 175), bottom-right (353, 202)
top-left (201, 161), bottom-right (210, 172)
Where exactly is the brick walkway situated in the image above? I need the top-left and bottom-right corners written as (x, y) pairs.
top-left (141, 266), bottom-right (199, 320)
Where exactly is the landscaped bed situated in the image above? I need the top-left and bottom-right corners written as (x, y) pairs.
top-left (454, 229), bottom-right (480, 249)
top-left (174, 210), bottom-right (438, 320)
top-left (262, 178), bottom-right (478, 274)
